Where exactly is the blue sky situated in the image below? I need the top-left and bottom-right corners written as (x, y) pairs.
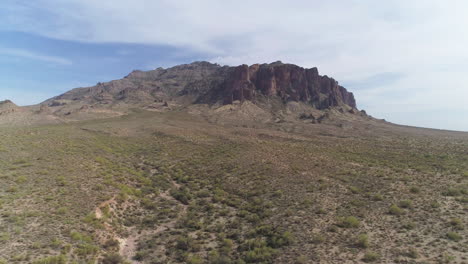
top-left (1, 0), bottom-right (468, 131)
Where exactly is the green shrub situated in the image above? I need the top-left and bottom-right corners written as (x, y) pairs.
top-left (442, 188), bottom-right (461, 196)
top-left (446, 232), bottom-right (462, 242)
top-left (32, 255), bottom-right (67, 264)
top-left (175, 235), bottom-right (200, 252)
top-left (410, 186), bottom-right (420, 194)
top-left (311, 233), bottom-right (325, 244)
top-left (406, 248), bottom-right (419, 258)
top-left (207, 250), bottom-right (232, 264)
top-left (337, 216), bottom-right (360, 228)
top-left (76, 243), bottom-right (99, 256)
top-left (362, 251), bottom-right (380, 262)
top-left (398, 200), bottom-right (412, 208)
top-left (372, 194), bottom-right (384, 201)
top-left (268, 231), bottom-right (293, 248)
top-left (103, 239), bottom-right (120, 250)
top-left (402, 222), bottom-right (416, 230)
top-left (70, 231), bottom-right (92, 242)
top-left (102, 253), bottom-right (125, 264)
top-left (449, 218), bottom-right (463, 230)
top-left (389, 204), bottom-right (404, 215)
top-left (244, 245), bottom-right (277, 263)
top-left (356, 234), bottom-right (369, 248)
top-left (186, 254), bottom-right (203, 264)
top-left (295, 255), bottom-right (308, 264)
top-left (170, 188), bottom-right (192, 205)
top-left (349, 186), bottom-right (361, 194)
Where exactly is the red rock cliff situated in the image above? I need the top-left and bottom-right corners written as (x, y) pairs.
top-left (222, 62), bottom-right (356, 109)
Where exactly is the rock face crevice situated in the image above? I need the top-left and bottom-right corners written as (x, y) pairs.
top-left (222, 62), bottom-right (356, 109)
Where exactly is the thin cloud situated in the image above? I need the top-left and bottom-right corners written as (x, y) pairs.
top-left (0, 47), bottom-right (72, 65)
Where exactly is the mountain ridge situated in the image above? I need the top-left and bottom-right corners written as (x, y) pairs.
top-left (44, 61), bottom-right (357, 111)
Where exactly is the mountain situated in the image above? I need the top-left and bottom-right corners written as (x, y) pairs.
top-left (44, 61), bottom-right (356, 111)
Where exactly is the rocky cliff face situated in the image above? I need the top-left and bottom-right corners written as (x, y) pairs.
top-left (221, 62), bottom-right (356, 109)
top-left (46, 61), bottom-right (356, 110)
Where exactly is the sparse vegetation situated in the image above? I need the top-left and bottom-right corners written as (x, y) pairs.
top-left (0, 104), bottom-right (466, 263)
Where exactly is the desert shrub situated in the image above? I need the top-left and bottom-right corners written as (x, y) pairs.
top-left (186, 254), bottom-right (204, 264)
top-left (15, 175), bottom-right (27, 184)
top-left (50, 238), bottom-right (62, 249)
top-left (441, 253), bottom-right (455, 263)
top-left (295, 255), bottom-right (308, 264)
top-left (446, 232), bottom-right (462, 242)
top-left (268, 231), bottom-right (293, 248)
top-left (170, 187), bottom-right (192, 205)
top-left (103, 239), bottom-right (120, 250)
top-left (442, 188), bottom-right (461, 196)
top-left (311, 233), bottom-right (325, 244)
top-left (402, 222), bottom-right (416, 230)
top-left (372, 194), bottom-right (384, 201)
top-left (56, 207), bottom-right (68, 215)
top-left (405, 248), bottom-right (419, 258)
top-left (337, 216), bottom-right (360, 228)
top-left (219, 239), bottom-right (234, 255)
top-left (449, 218), bottom-right (463, 230)
top-left (133, 250), bottom-right (150, 261)
top-left (178, 214), bottom-right (202, 230)
top-left (362, 251), bottom-right (380, 262)
top-left (398, 200), bottom-right (412, 208)
top-left (175, 235), bottom-right (200, 252)
top-left (389, 204), bottom-right (404, 215)
top-left (102, 253), bottom-right (125, 264)
top-left (253, 225), bottom-right (293, 248)
top-left (32, 255), bottom-right (67, 264)
top-left (410, 186), bottom-right (420, 194)
top-left (76, 243), bottom-right (99, 256)
top-left (243, 245), bottom-right (277, 263)
top-left (0, 232), bottom-right (11, 242)
top-left (207, 250), bottom-right (232, 264)
top-left (140, 198), bottom-right (157, 210)
top-left (356, 234), bottom-right (369, 248)
top-left (70, 231), bottom-right (93, 242)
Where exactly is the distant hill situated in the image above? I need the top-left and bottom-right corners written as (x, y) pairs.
top-left (0, 100), bottom-right (18, 115)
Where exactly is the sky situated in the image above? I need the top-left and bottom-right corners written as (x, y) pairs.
top-left (1, 0), bottom-right (467, 131)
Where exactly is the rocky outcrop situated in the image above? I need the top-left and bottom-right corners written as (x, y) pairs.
top-left (222, 62), bottom-right (356, 109)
